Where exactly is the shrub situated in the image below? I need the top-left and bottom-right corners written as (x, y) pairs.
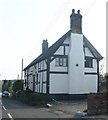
top-left (102, 89), bottom-right (108, 98)
top-left (16, 89), bottom-right (50, 106)
top-left (29, 93), bottom-right (49, 105)
top-left (18, 90), bottom-right (28, 102)
top-left (12, 80), bottom-right (24, 92)
top-left (11, 91), bottom-right (16, 99)
top-left (25, 89), bottom-right (33, 95)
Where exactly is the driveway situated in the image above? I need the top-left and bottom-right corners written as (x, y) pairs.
top-left (44, 99), bottom-right (107, 119)
top-left (44, 99), bottom-right (87, 118)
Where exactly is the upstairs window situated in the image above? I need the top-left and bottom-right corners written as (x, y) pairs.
top-left (55, 57), bottom-right (68, 67)
top-left (85, 57), bottom-right (93, 68)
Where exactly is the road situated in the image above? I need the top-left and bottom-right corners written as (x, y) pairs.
top-left (0, 98), bottom-right (2, 120)
top-left (2, 97), bottom-right (58, 119)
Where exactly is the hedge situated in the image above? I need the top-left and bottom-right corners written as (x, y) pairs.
top-left (16, 90), bottom-right (50, 106)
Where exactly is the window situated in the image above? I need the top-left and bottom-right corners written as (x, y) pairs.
top-left (55, 57), bottom-right (68, 67)
top-left (24, 79), bottom-right (26, 87)
top-left (85, 57), bottom-right (93, 68)
top-left (24, 71), bottom-right (26, 76)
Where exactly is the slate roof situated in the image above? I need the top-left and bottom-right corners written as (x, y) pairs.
top-left (83, 36), bottom-right (103, 60)
top-left (24, 30), bottom-right (103, 70)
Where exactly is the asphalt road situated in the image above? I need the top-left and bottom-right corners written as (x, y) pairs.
top-left (0, 98), bottom-right (2, 120)
top-left (2, 97), bottom-right (58, 119)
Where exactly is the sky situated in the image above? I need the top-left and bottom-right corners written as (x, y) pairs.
top-left (0, 0), bottom-right (106, 80)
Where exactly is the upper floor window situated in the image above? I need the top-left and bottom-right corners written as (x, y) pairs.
top-left (24, 71), bottom-right (26, 76)
top-left (85, 57), bottom-right (93, 68)
top-left (55, 57), bottom-right (68, 67)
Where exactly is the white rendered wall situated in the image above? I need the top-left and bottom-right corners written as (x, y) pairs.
top-left (55, 46), bottom-right (64, 55)
top-left (68, 33), bottom-right (85, 94)
top-left (50, 74), bottom-right (68, 93)
top-left (28, 75), bottom-right (33, 91)
top-left (85, 47), bottom-right (94, 57)
top-left (84, 75), bottom-right (98, 93)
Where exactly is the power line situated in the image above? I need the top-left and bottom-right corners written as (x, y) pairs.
top-left (83, 0), bottom-right (97, 17)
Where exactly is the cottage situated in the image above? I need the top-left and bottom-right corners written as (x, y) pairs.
top-left (24, 9), bottom-right (103, 99)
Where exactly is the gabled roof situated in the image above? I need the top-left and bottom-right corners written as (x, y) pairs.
top-left (24, 31), bottom-right (103, 70)
top-left (83, 36), bottom-right (103, 60)
top-left (24, 30), bottom-right (71, 70)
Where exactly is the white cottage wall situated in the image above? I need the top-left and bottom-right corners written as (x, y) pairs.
top-left (50, 74), bottom-right (68, 93)
top-left (85, 47), bottom-right (94, 57)
top-left (54, 46), bottom-right (64, 55)
top-left (84, 75), bottom-right (98, 93)
top-left (68, 33), bottom-right (85, 94)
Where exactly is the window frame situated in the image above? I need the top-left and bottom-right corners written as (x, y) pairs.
top-left (55, 56), bottom-right (68, 67)
top-left (85, 56), bottom-right (93, 68)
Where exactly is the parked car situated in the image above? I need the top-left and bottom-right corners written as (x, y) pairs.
top-left (2, 90), bottom-right (10, 97)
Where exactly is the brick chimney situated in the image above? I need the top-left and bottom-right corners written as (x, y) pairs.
top-left (42, 40), bottom-right (48, 52)
top-left (70, 9), bottom-right (82, 34)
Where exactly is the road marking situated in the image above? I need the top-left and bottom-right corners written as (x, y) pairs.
top-left (2, 105), bottom-right (14, 120)
top-left (2, 106), bottom-right (6, 111)
top-left (7, 113), bottom-right (14, 120)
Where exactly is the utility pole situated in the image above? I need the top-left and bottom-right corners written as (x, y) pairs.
top-left (17, 74), bottom-right (19, 80)
top-left (21, 58), bottom-right (23, 80)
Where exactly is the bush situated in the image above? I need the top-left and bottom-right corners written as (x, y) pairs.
top-left (29, 93), bottom-right (49, 105)
top-left (102, 89), bottom-right (108, 98)
top-left (11, 91), bottom-right (16, 99)
top-left (17, 89), bottom-right (49, 106)
top-left (12, 80), bottom-right (24, 92)
top-left (25, 89), bottom-right (33, 95)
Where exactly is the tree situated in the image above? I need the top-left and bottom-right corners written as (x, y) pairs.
top-left (2, 80), bottom-right (8, 91)
top-left (12, 80), bottom-right (24, 92)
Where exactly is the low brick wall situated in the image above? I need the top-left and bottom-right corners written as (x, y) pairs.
top-left (87, 93), bottom-right (107, 115)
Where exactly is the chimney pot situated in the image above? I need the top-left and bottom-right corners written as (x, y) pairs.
top-left (77, 10), bottom-right (80, 14)
top-left (72, 9), bottom-right (75, 13)
top-left (70, 9), bottom-right (82, 34)
top-left (42, 39), bottom-right (48, 52)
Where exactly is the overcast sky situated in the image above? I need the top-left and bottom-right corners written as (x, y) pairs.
top-left (0, 0), bottom-right (106, 80)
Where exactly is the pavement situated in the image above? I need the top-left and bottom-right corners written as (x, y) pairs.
top-left (42, 99), bottom-right (108, 119)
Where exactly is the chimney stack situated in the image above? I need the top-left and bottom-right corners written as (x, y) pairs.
top-left (42, 40), bottom-right (48, 52)
top-left (70, 9), bottom-right (82, 34)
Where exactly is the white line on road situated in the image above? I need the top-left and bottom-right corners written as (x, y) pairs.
top-left (2, 105), bottom-right (14, 120)
top-left (8, 113), bottom-right (14, 120)
top-left (2, 106), bottom-right (6, 111)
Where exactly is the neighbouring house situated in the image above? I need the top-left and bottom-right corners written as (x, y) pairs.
top-left (23, 9), bottom-right (103, 100)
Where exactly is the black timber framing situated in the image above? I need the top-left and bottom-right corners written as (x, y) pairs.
top-left (26, 70), bottom-right (29, 90)
top-left (97, 60), bottom-right (100, 92)
top-left (84, 72), bottom-right (98, 75)
top-left (50, 71), bottom-right (68, 74)
top-left (41, 62), bottom-right (44, 93)
top-left (46, 57), bottom-right (50, 94)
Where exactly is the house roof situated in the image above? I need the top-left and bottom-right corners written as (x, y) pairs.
top-left (83, 36), bottom-right (103, 60)
top-left (24, 30), bottom-right (103, 70)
